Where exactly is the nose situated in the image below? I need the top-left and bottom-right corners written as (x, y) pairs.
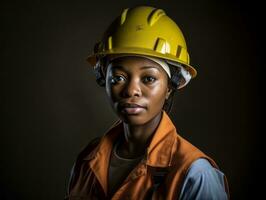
top-left (122, 78), bottom-right (141, 98)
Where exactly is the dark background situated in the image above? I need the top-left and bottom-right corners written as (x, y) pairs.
top-left (0, 0), bottom-right (263, 199)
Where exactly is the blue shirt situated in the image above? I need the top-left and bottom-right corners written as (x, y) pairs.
top-left (179, 158), bottom-right (228, 200)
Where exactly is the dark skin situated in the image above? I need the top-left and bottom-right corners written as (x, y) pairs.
top-left (105, 56), bottom-right (172, 159)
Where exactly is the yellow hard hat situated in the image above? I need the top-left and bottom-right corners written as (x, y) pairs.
top-left (87, 6), bottom-right (197, 79)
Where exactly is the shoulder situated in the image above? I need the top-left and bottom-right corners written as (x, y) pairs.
top-left (170, 133), bottom-right (209, 167)
top-left (66, 137), bottom-right (101, 194)
top-left (71, 136), bottom-right (102, 173)
top-left (179, 158), bottom-right (229, 200)
top-left (76, 137), bottom-right (101, 161)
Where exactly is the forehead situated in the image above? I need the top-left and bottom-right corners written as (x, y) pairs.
top-left (107, 56), bottom-right (164, 72)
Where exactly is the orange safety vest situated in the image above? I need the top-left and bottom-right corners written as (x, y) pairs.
top-left (65, 111), bottom-right (229, 199)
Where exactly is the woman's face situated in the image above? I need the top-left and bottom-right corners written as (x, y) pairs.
top-left (105, 56), bottom-right (171, 125)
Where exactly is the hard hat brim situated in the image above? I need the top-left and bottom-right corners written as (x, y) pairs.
top-left (87, 47), bottom-right (197, 78)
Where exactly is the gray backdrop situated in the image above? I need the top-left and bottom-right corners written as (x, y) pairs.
top-left (1, 0), bottom-right (263, 199)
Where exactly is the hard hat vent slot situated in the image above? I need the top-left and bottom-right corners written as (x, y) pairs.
top-left (120, 8), bottom-right (129, 25)
top-left (176, 45), bottom-right (182, 58)
top-left (154, 38), bottom-right (170, 54)
top-left (148, 9), bottom-right (165, 26)
top-left (107, 36), bottom-right (113, 50)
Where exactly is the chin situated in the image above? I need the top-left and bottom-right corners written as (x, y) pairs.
top-left (117, 111), bottom-right (162, 126)
top-left (119, 114), bottom-right (147, 125)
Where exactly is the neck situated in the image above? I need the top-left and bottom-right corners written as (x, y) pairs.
top-left (119, 111), bottom-right (163, 158)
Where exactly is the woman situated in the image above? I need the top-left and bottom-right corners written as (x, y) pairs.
top-left (65, 6), bottom-right (229, 200)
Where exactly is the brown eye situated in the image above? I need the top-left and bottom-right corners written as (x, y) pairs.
top-left (110, 75), bottom-right (126, 84)
top-left (142, 76), bottom-right (157, 83)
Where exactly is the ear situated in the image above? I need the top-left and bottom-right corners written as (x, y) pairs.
top-left (165, 87), bottom-right (172, 100)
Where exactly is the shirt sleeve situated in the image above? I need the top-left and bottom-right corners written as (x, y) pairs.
top-left (179, 158), bottom-right (229, 200)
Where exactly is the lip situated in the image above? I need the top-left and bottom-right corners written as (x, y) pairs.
top-left (119, 102), bottom-right (146, 115)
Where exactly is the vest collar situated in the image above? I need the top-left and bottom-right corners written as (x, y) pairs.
top-left (84, 111), bottom-right (178, 163)
top-left (146, 111), bottom-right (176, 167)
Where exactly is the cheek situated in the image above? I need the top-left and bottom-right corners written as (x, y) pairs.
top-left (147, 83), bottom-right (168, 105)
top-left (106, 83), bottom-right (121, 103)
